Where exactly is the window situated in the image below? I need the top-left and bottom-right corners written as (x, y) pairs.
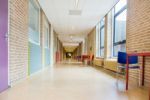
top-left (96, 18), bottom-right (105, 57)
top-left (100, 18), bottom-right (105, 57)
top-left (29, 0), bottom-right (40, 44)
top-left (44, 23), bottom-right (49, 48)
top-left (113, 0), bottom-right (127, 57)
top-left (96, 23), bottom-right (100, 57)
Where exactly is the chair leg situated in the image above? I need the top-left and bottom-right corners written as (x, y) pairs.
top-left (116, 67), bottom-right (126, 91)
top-left (116, 66), bottom-right (119, 88)
top-left (138, 68), bottom-right (141, 86)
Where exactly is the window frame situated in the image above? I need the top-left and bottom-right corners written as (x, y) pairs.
top-left (29, 0), bottom-right (41, 45)
top-left (100, 23), bottom-right (105, 57)
top-left (96, 23), bottom-right (100, 57)
top-left (98, 17), bottom-right (105, 57)
top-left (44, 21), bottom-right (50, 49)
top-left (113, 4), bottom-right (127, 57)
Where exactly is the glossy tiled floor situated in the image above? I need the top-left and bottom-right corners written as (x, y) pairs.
top-left (0, 62), bottom-right (149, 100)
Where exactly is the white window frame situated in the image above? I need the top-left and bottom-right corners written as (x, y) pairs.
top-left (96, 23), bottom-right (100, 57)
top-left (29, 0), bottom-right (41, 45)
top-left (112, 0), bottom-right (127, 57)
top-left (99, 18), bottom-right (105, 57)
top-left (44, 20), bottom-right (50, 49)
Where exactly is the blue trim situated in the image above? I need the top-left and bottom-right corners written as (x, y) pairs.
top-left (29, 42), bottom-right (42, 74)
top-left (45, 48), bottom-right (50, 66)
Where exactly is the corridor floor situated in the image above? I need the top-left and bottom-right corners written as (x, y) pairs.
top-left (0, 62), bottom-right (148, 100)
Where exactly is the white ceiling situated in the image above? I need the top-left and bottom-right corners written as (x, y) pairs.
top-left (38, 0), bottom-right (119, 51)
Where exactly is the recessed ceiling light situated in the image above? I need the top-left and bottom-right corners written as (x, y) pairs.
top-left (69, 10), bottom-right (82, 15)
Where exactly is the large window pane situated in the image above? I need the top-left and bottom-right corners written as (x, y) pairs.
top-left (96, 22), bottom-right (101, 57)
top-left (114, 9), bottom-right (127, 43)
top-left (100, 18), bottom-right (105, 26)
top-left (29, 1), bottom-right (39, 32)
top-left (113, 0), bottom-right (127, 57)
top-left (45, 26), bottom-right (49, 48)
top-left (115, 0), bottom-right (127, 13)
top-left (29, 0), bottom-right (40, 44)
top-left (100, 27), bottom-right (105, 47)
top-left (96, 17), bottom-right (105, 57)
top-left (96, 24), bottom-right (99, 57)
top-left (100, 18), bottom-right (105, 57)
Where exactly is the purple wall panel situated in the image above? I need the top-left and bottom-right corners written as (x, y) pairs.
top-left (0, 0), bottom-right (8, 92)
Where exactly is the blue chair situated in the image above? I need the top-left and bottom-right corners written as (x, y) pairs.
top-left (118, 52), bottom-right (139, 69)
top-left (116, 52), bottom-right (140, 90)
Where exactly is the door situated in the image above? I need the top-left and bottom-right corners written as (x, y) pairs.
top-left (0, 0), bottom-right (8, 92)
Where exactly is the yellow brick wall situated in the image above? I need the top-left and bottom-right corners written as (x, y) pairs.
top-left (9, 0), bottom-right (59, 86)
top-left (127, 0), bottom-right (150, 87)
top-left (87, 28), bottom-right (96, 55)
top-left (9, 0), bottom-right (29, 85)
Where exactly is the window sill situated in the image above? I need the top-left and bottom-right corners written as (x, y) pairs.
top-left (106, 58), bottom-right (117, 61)
top-left (95, 57), bottom-right (104, 59)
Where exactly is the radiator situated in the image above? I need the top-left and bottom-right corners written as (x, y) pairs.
top-left (104, 60), bottom-right (117, 72)
top-left (93, 58), bottom-right (104, 67)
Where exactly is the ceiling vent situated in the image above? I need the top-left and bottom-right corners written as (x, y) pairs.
top-left (69, 10), bottom-right (82, 15)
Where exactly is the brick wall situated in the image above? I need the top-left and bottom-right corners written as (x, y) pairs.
top-left (9, 0), bottom-right (60, 85)
top-left (9, 0), bottom-right (28, 85)
top-left (87, 28), bottom-right (96, 55)
top-left (127, 0), bottom-right (150, 87)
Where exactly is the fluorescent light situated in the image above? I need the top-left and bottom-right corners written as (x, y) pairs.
top-left (69, 10), bottom-right (82, 15)
top-left (75, 0), bottom-right (79, 7)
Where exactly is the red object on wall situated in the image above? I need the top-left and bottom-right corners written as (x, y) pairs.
top-left (56, 51), bottom-right (60, 63)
